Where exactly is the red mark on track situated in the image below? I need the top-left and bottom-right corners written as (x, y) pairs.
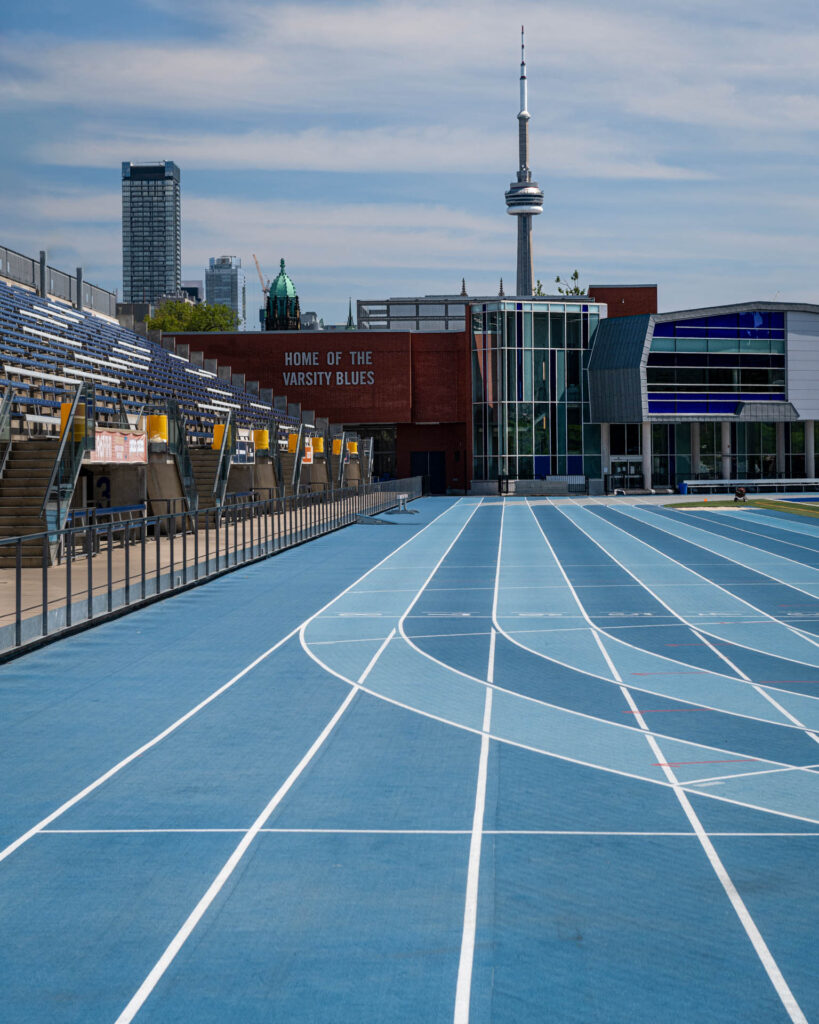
top-left (622, 709), bottom-right (700, 714)
top-left (653, 759), bottom-right (759, 767)
top-left (665, 643), bottom-right (702, 647)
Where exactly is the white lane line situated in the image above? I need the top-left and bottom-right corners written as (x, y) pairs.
top-left (305, 650), bottom-right (819, 826)
top-left (0, 500), bottom-right (461, 869)
top-left (384, 506), bottom-right (813, 758)
top-left (394, 501), bottom-right (484, 655)
top-left (42, 827), bottom-right (471, 835)
top-left (518, 503), bottom-right (819, 747)
top-left (620, 505), bottom-right (819, 633)
top-left (708, 513), bottom-right (819, 557)
top-left (37, 827), bottom-right (819, 837)
top-left (543, 525), bottom-right (809, 1024)
top-left (645, 505), bottom-right (819, 574)
top-left (619, 684), bottom-right (809, 1024)
top-left (114, 629), bottom-right (394, 1024)
top-left (497, 502), bottom-right (800, 729)
top-left (550, 503), bottom-right (819, 745)
top-left (685, 762), bottom-right (819, 785)
top-left (583, 504), bottom-right (819, 668)
top-left (0, 632), bottom-right (298, 866)
top-left (689, 625), bottom-right (819, 746)
top-left (453, 628), bottom-right (496, 1024)
top-left (300, 512), bottom-right (819, 827)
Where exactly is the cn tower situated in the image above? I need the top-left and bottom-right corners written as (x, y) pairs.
top-left (504, 26), bottom-right (544, 296)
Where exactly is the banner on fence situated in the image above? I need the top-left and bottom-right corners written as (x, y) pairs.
top-left (87, 429), bottom-right (148, 464)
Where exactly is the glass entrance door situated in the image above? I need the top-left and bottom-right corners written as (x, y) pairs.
top-left (610, 458), bottom-right (644, 489)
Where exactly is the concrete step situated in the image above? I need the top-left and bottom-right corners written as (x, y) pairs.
top-left (4, 459), bottom-right (56, 469)
top-left (0, 487), bottom-right (45, 498)
top-left (0, 537), bottom-right (47, 549)
top-left (12, 440), bottom-right (59, 451)
top-left (5, 459), bottom-right (55, 471)
top-left (0, 502), bottom-right (44, 514)
top-left (2, 472), bottom-right (55, 483)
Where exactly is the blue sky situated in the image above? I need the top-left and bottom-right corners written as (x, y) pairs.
top-left (0, 0), bottom-right (817, 324)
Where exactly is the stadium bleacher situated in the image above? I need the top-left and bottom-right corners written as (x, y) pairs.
top-left (0, 279), bottom-right (299, 440)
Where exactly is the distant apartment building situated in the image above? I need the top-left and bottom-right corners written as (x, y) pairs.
top-left (181, 280), bottom-right (204, 303)
top-left (121, 161), bottom-right (181, 304)
top-left (205, 255), bottom-right (247, 328)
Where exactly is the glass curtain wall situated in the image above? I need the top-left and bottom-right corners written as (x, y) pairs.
top-left (647, 312), bottom-right (786, 416)
top-left (471, 300), bottom-right (600, 481)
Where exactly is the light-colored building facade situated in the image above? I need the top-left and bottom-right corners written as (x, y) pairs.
top-left (357, 295), bottom-right (470, 332)
top-left (205, 256), bottom-right (247, 328)
top-left (586, 302), bottom-right (819, 489)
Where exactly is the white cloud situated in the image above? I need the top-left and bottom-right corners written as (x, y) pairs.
top-left (2, 0), bottom-right (817, 137)
top-left (2, 0), bottom-right (817, 319)
top-left (33, 124), bottom-right (710, 180)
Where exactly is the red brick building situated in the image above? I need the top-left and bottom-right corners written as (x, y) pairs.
top-left (588, 284), bottom-right (658, 318)
top-left (169, 328), bottom-right (472, 493)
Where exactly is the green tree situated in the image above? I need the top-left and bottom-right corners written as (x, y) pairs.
top-left (554, 270), bottom-right (587, 296)
top-left (534, 280), bottom-right (545, 296)
top-left (146, 300), bottom-right (239, 332)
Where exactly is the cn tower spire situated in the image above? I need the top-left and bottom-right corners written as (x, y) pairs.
top-left (520, 25), bottom-right (528, 117)
top-left (504, 25), bottom-right (543, 295)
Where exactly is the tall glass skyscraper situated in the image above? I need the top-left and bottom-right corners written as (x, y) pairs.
top-left (205, 256), bottom-right (247, 328)
top-left (121, 161), bottom-right (181, 303)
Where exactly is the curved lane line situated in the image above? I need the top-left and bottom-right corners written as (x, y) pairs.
top-left (505, 501), bottom-right (819, 731)
top-left (625, 504), bottom-right (819, 612)
top-left (301, 506), bottom-right (819, 823)
top-left (550, 502), bottom-right (819, 745)
top-left (577, 504), bottom-right (819, 669)
top-left (299, 635), bottom-right (819, 826)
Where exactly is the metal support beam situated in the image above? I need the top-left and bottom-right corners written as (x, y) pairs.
top-left (641, 422), bottom-right (652, 490)
top-left (721, 421), bottom-right (732, 480)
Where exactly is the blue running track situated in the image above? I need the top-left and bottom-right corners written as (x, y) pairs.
top-left (1, 496), bottom-right (818, 1022)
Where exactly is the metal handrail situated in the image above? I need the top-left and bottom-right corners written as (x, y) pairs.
top-left (270, 417), bottom-right (286, 501)
top-left (167, 399), bottom-right (198, 512)
top-left (39, 383), bottom-right (94, 536)
top-left (0, 387), bottom-right (13, 480)
top-left (0, 476), bottom-right (424, 659)
top-left (40, 386), bottom-right (82, 519)
top-left (213, 410), bottom-right (235, 507)
top-left (291, 423), bottom-right (304, 493)
top-left (363, 436), bottom-right (374, 485)
top-left (336, 431), bottom-right (347, 488)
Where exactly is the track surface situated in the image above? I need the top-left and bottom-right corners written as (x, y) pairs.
top-left (1, 496), bottom-right (818, 1023)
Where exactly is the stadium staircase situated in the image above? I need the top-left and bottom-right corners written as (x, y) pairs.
top-left (279, 452), bottom-right (296, 496)
top-left (0, 438), bottom-right (59, 566)
top-left (188, 448), bottom-right (220, 511)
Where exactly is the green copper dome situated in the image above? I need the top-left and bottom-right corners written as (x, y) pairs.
top-left (264, 257), bottom-right (301, 330)
top-left (270, 258), bottom-right (297, 300)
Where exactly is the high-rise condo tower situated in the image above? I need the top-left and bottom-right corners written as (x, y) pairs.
top-left (504, 27), bottom-right (543, 296)
top-left (121, 161), bottom-right (181, 304)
